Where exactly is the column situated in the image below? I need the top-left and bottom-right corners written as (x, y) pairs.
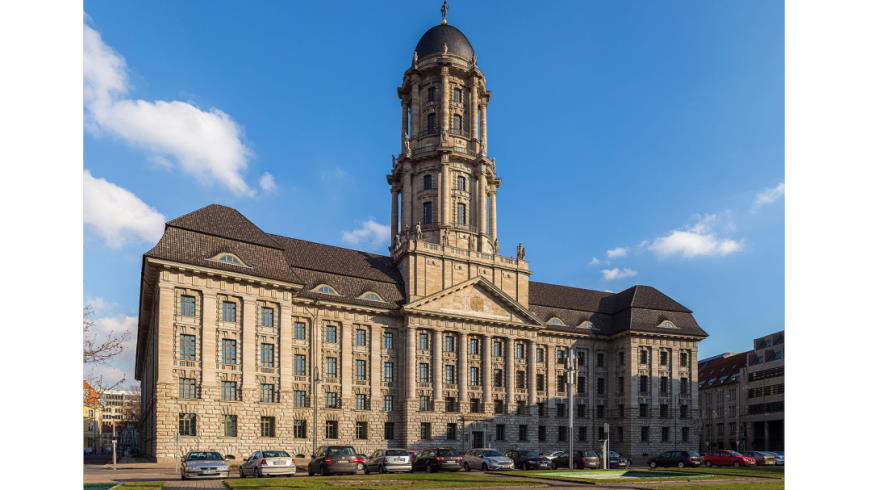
top-left (371, 325), bottom-right (383, 409)
top-left (401, 167), bottom-right (412, 230)
top-left (201, 294), bottom-right (217, 392)
top-left (528, 339), bottom-right (537, 406)
top-left (469, 77), bottom-right (479, 148)
top-left (156, 286), bottom-right (175, 383)
top-left (340, 321), bottom-right (352, 410)
top-left (505, 337), bottom-right (514, 406)
top-left (546, 343), bottom-right (557, 409)
top-left (279, 299), bottom-right (294, 399)
top-left (406, 325), bottom-right (417, 399)
top-left (458, 332), bottom-right (468, 404)
top-left (401, 100), bottom-right (409, 145)
top-left (390, 188), bottom-right (399, 240)
top-left (489, 191), bottom-right (497, 241)
top-left (432, 330), bottom-right (443, 402)
top-left (440, 160), bottom-right (450, 225)
top-left (441, 67), bottom-right (450, 133)
top-left (477, 168), bottom-right (487, 239)
top-left (482, 335), bottom-right (492, 404)
top-left (480, 103), bottom-right (488, 155)
top-left (411, 76), bottom-right (421, 137)
top-left (242, 297), bottom-right (257, 399)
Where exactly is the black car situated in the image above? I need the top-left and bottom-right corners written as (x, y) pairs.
top-left (412, 448), bottom-right (464, 472)
top-left (308, 446), bottom-right (361, 476)
top-left (648, 450), bottom-right (703, 468)
top-left (552, 450), bottom-right (600, 469)
top-left (505, 449), bottom-right (554, 470)
top-left (594, 450), bottom-right (631, 468)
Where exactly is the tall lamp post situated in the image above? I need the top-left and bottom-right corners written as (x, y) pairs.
top-left (567, 348), bottom-right (576, 469)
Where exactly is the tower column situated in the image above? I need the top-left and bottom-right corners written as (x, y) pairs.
top-left (470, 77), bottom-right (479, 151)
top-left (411, 76), bottom-right (421, 137)
top-left (401, 167), bottom-right (412, 230)
top-left (401, 100), bottom-right (409, 146)
top-left (441, 158), bottom-right (450, 226)
top-left (477, 167), bottom-right (487, 239)
top-left (489, 190), bottom-right (497, 240)
top-left (441, 67), bottom-right (450, 134)
top-left (391, 188), bottom-right (399, 240)
top-left (480, 102), bottom-right (488, 155)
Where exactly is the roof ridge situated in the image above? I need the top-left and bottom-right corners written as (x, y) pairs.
top-left (268, 234), bottom-right (391, 259)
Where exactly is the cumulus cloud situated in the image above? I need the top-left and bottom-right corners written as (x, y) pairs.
top-left (601, 268), bottom-right (638, 280)
top-left (84, 22), bottom-right (256, 196)
top-left (84, 170), bottom-right (165, 248)
top-left (588, 257), bottom-right (601, 266)
top-left (341, 219), bottom-right (390, 248)
top-left (606, 247), bottom-right (628, 258)
top-left (259, 172), bottom-right (277, 193)
top-left (648, 214), bottom-right (743, 258)
top-left (752, 181), bottom-right (784, 212)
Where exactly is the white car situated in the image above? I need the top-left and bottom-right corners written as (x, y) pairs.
top-left (180, 451), bottom-right (231, 480)
top-left (462, 448), bottom-right (515, 471)
top-left (239, 450), bottom-right (297, 478)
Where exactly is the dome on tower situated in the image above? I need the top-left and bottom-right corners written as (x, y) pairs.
top-left (414, 24), bottom-right (475, 61)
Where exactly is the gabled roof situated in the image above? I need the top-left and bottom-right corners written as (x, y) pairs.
top-left (167, 204), bottom-right (282, 249)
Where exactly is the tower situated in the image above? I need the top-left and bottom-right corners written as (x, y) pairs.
top-left (388, 4), bottom-right (530, 305)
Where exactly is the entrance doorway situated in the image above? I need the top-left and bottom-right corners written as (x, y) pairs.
top-left (472, 431), bottom-right (484, 448)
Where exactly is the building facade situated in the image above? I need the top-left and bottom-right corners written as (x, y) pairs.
top-left (743, 331), bottom-right (784, 451)
top-left (135, 9), bottom-right (708, 463)
top-left (84, 381), bottom-right (103, 453)
top-left (697, 352), bottom-right (748, 451)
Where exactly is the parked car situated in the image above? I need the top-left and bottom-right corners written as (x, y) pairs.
top-left (355, 454), bottom-right (368, 471)
top-left (239, 450), bottom-right (296, 478)
top-left (308, 446), bottom-right (361, 476)
top-left (647, 450), bottom-right (703, 468)
top-left (505, 449), bottom-right (553, 470)
top-left (180, 451), bottom-right (231, 480)
top-left (463, 448), bottom-right (515, 471)
top-left (771, 451), bottom-right (784, 465)
top-left (542, 450), bottom-right (565, 461)
top-left (745, 451), bottom-right (776, 466)
top-left (595, 450), bottom-right (631, 468)
top-left (364, 449), bottom-right (413, 474)
top-left (552, 450), bottom-right (600, 469)
top-left (703, 450), bottom-right (756, 467)
top-left (412, 448), bottom-right (464, 472)
top-left (407, 449), bottom-right (418, 463)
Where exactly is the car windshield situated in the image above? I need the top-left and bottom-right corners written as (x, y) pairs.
top-left (730, 451), bottom-right (745, 457)
top-left (582, 451), bottom-right (598, 457)
top-left (609, 451), bottom-right (620, 457)
top-left (187, 452), bottom-right (222, 461)
top-left (520, 451), bottom-right (541, 457)
top-left (438, 449), bottom-right (462, 456)
top-left (262, 451), bottom-right (289, 458)
top-left (329, 447), bottom-right (356, 456)
top-left (481, 450), bottom-right (505, 457)
top-left (687, 451), bottom-right (701, 457)
top-left (385, 450), bottom-right (409, 456)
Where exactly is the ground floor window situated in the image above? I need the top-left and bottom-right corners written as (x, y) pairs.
top-left (384, 422), bottom-right (395, 440)
top-left (260, 416), bottom-right (276, 437)
top-left (325, 420), bottom-right (339, 439)
top-left (294, 419), bottom-right (307, 439)
top-left (356, 421), bottom-right (368, 439)
top-left (221, 415), bottom-right (237, 437)
top-left (179, 413), bottom-right (196, 436)
top-left (420, 422), bottom-right (432, 440)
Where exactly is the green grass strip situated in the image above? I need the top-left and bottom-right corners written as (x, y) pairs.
top-left (228, 472), bottom-right (529, 489)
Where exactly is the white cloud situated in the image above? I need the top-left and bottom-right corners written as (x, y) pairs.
top-left (341, 219), bottom-right (390, 248)
top-left (86, 313), bottom-right (138, 388)
top-left (752, 181), bottom-right (784, 211)
top-left (84, 23), bottom-right (256, 196)
top-left (86, 297), bottom-right (117, 315)
top-left (601, 268), bottom-right (638, 280)
top-left (648, 214), bottom-right (743, 258)
top-left (588, 257), bottom-right (601, 266)
top-left (259, 172), bottom-right (277, 192)
top-left (84, 170), bottom-right (165, 248)
top-left (606, 247), bottom-right (628, 258)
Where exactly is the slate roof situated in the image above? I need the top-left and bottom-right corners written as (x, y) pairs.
top-left (415, 24), bottom-right (475, 60)
top-left (698, 351), bottom-right (751, 388)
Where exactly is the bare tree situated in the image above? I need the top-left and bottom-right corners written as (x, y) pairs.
top-left (84, 304), bottom-right (130, 391)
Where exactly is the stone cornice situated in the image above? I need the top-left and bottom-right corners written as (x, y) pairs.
top-left (145, 257), bottom-right (304, 292)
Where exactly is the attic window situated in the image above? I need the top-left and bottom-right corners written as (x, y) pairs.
top-left (314, 285), bottom-right (339, 295)
top-left (360, 292), bottom-right (384, 302)
top-left (578, 321), bottom-right (595, 329)
top-left (657, 320), bottom-right (678, 329)
top-left (547, 317), bottom-right (565, 326)
top-left (208, 252), bottom-right (248, 267)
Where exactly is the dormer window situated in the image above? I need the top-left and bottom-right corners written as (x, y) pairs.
top-left (360, 292), bottom-right (384, 302)
top-left (657, 320), bottom-right (678, 329)
top-left (578, 321), bottom-right (594, 329)
top-left (547, 317), bottom-right (565, 326)
top-left (208, 252), bottom-right (248, 267)
top-left (314, 285), bottom-right (339, 295)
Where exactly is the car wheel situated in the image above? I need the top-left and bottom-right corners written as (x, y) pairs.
top-left (321, 465), bottom-right (328, 477)
top-left (427, 463), bottom-right (436, 473)
top-left (482, 463), bottom-right (488, 472)
top-left (677, 462), bottom-right (685, 468)
top-left (380, 464), bottom-right (386, 474)
top-left (733, 461), bottom-right (741, 468)
top-left (358, 463), bottom-right (364, 471)
top-left (649, 461), bottom-right (657, 469)
top-left (463, 462), bottom-right (470, 472)
top-left (256, 468), bottom-right (263, 478)
top-left (705, 461), bottom-right (713, 467)
top-left (364, 465), bottom-right (370, 475)
top-left (239, 468), bottom-right (246, 478)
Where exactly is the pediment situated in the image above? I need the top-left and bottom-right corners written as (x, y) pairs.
top-left (404, 277), bottom-right (543, 327)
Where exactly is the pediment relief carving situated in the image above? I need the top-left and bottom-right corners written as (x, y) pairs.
top-left (404, 277), bottom-right (542, 327)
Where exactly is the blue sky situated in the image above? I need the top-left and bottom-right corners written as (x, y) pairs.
top-left (83, 0), bottom-right (783, 385)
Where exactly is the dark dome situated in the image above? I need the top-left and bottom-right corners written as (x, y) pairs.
top-left (414, 24), bottom-right (474, 60)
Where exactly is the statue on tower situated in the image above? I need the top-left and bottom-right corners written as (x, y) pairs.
top-left (412, 51), bottom-right (419, 68)
top-left (493, 237), bottom-right (499, 254)
top-left (442, 41), bottom-right (449, 55)
top-left (441, 1), bottom-right (449, 25)
top-left (403, 131), bottom-right (411, 157)
top-left (414, 222), bottom-right (423, 240)
top-left (517, 243), bottom-right (526, 260)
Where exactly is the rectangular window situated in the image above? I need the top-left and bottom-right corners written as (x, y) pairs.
top-left (598, 426), bottom-right (606, 441)
top-left (517, 400), bottom-right (527, 415)
top-left (179, 378), bottom-right (197, 399)
top-left (640, 375), bottom-right (649, 393)
top-left (179, 334), bottom-right (196, 361)
top-left (618, 376), bottom-right (624, 394)
top-left (293, 390), bottom-right (307, 408)
top-left (470, 337), bottom-right (480, 354)
top-left (355, 328), bottom-right (367, 346)
top-left (444, 335), bottom-right (455, 352)
top-left (680, 404), bottom-right (688, 419)
top-left (578, 350), bottom-right (585, 366)
top-left (557, 403), bottom-right (566, 417)
top-left (325, 420), bottom-right (338, 439)
top-left (597, 377), bottom-right (605, 395)
top-left (325, 392), bottom-right (339, 409)
top-left (578, 376), bottom-right (586, 394)
top-left (516, 342), bottom-right (525, 359)
top-left (444, 364), bottom-right (455, 384)
top-left (660, 404), bottom-right (669, 419)
top-left (427, 87), bottom-right (436, 102)
top-left (641, 426), bottom-right (649, 442)
top-left (180, 295), bottom-right (196, 317)
top-left (518, 425), bottom-right (528, 441)
top-left (426, 112), bottom-right (436, 133)
top-left (470, 366), bottom-right (480, 386)
top-left (596, 405), bottom-right (605, 418)
top-left (536, 347), bottom-right (544, 362)
top-left (257, 383), bottom-right (274, 403)
top-left (453, 87), bottom-right (462, 103)
top-left (419, 332), bottom-right (430, 350)
top-left (220, 381), bottom-right (237, 401)
top-left (640, 403), bottom-right (648, 418)
top-left (383, 362), bottom-right (394, 383)
top-left (325, 357), bottom-right (337, 378)
top-left (383, 331), bottom-right (393, 349)
top-left (419, 362), bottom-right (430, 383)
top-left (423, 201), bottom-right (433, 225)
top-left (661, 426), bottom-right (670, 442)
top-left (494, 399), bottom-right (504, 414)
top-left (325, 325), bottom-right (337, 343)
top-left (617, 426), bottom-right (624, 442)
top-left (682, 426), bottom-right (690, 442)
top-left (423, 174), bottom-right (434, 189)
top-left (493, 339), bottom-right (503, 357)
top-left (557, 349), bottom-right (565, 364)
top-left (383, 395), bottom-right (393, 412)
top-left (680, 377), bottom-right (689, 395)
top-left (496, 424), bottom-right (506, 441)
top-left (618, 351), bottom-right (625, 366)
top-left (384, 422), bottom-right (395, 440)
top-left (660, 376), bottom-right (669, 395)
top-left (293, 419), bottom-right (307, 439)
top-left (452, 114), bottom-right (462, 130)
top-left (355, 421), bottom-right (368, 439)
top-left (293, 321), bottom-right (306, 340)
top-left (446, 396), bottom-right (459, 412)
top-left (538, 425), bottom-right (547, 441)
top-left (294, 354), bottom-right (307, 376)
top-left (470, 398), bottom-right (481, 413)
top-left (557, 374), bottom-right (566, 392)
top-left (660, 350), bottom-right (668, 366)
top-left (221, 301), bottom-right (236, 322)
top-left (179, 413), bottom-right (197, 436)
top-left (260, 307), bottom-right (274, 327)
top-left (618, 404), bottom-right (625, 418)
top-left (536, 373), bottom-right (545, 392)
top-left (355, 359), bottom-right (367, 381)
top-left (420, 422), bottom-right (432, 440)
top-left (516, 371), bottom-right (526, 389)
top-left (493, 369), bottom-right (503, 387)
top-left (578, 404), bottom-right (586, 418)
top-left (260, 416), bottom-right (276, 437)
top-left (221, 339), bottom-right (237, 364)
top-left (456, 202), bottom-right (466, 225)
top-left (597, 352), bottom-right (605, 367)
top-left (446, 423), bottom-right (457, 440)
top-left (640, 349), bottom-right (649, 365)
top-left (578, 426), bottom-right (587, 441)
top-left (221, 414), bottom-right (237, 437)
top-left (260, 343), bottom-right (275, 368)
top-left (680, 351), bottom-right (689, 367)
top-left (419, 395), bottom-right (433, 411)
top-left (355, 393), bottom-right (368, 410)
top-left (558, 426), bottom-right (567, 441)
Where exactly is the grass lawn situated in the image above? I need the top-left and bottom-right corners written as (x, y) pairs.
top-left (506, 468), bottom-right (721, 484)
top-left (650, 482), bottom-right (784, 490)
top-left (227, 472), bottom-right (530, 489)
top-left (656, 466), bottom-right (784, 479)
top-left (112, 483), bottom-right (166, 489)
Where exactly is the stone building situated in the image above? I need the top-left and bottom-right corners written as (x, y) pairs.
top-left (135, 7), bottom-right (708, 463)
top-left (697, 352), bottom-right (748, 451)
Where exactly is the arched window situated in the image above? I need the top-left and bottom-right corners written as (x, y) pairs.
top-left (360, 292), bottom-right (384, 302)
top-left (657, 320), bottom-right (677, 329)
top-left (456, 203), bottom-right (466, 225)
top-left (578, 321), bottom-right (594, 329)
top-left (423, 174), bottom-right (433, 190)
top-left (208, 252), bottom-right (247, 267)
top-left (314, 285), bottom-right (339, 295)
top-left (423, 202), bottom-right (433, 225)
top-left (453, 87), bottom-right (462, 103)
top-left (457, 175), bottom-right (466, 191)
top-left (547, 317), bottom-right (565, 326)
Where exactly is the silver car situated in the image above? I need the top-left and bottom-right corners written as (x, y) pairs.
top-left (239, 450), bottom-right (297, 478)
top-left (180, 451), bottom-right (231, 479)
top-left (462, 448), bottom-right (515, 471)
top-left (364, 449), bottom-right (413, 474)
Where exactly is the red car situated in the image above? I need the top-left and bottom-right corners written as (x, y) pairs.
top-left (703, 450), bottom-right (756, 467)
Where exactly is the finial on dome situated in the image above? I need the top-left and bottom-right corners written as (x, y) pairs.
top-left (441, 1), bottom-right (449, 25)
